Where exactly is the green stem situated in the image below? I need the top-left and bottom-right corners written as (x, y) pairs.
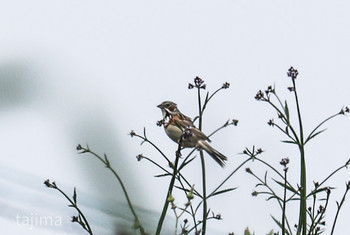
top-left (330, 183), bottom-right (350, 235)
top-left (200, 150), bottom-right (207, 235)
top-left (197, 86), bottom-right (207, 235)
top-left (292, 79), bottom-right (307, 235)
top-left (86, 149), bottom-right (146, 234)
top-left (282, 169), bottom-right (287, 235)
top-left (155, 143), bottom-right (182, 235)
top-left (54, 186), bottom-right (93, 234)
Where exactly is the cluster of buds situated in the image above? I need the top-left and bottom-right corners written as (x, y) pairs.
top-left (255, 90), bottom-right (265, 101)
top-left (222, 82), bottom-right (230, 89)
top-left (287, 66), bottom-right (299, 79)
top-left (280, 157), bottom-right (290, 172)
top-left (44, 179), bottom-right (56, 188)
top-left (339, 106), bottom-right (350, 115)
top-left (136, 154), bottom-right (144, 161)
top-left (129, 130), bottom-right (136, 137)
top-left (188, 76), bottom-right (206, 89)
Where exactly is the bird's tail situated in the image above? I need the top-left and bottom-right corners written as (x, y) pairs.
top-left (197, 141), bottom-right (227, 167)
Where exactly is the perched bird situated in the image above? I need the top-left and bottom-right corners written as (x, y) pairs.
top-left (157, 101), bottom-right (227, 167)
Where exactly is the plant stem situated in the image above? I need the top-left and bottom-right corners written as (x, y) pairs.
top-left (197, 86), bottom-right (208, 235)
top-left (156, 143), bottom-right (182, 235)
top-left (330, 183), bottom-right (350, 235)
top-left (282, 169), bottom-right (287, 235)
top-left (54, 185), bottom-right (93, 234)
top-left (200, 150), bottom-right (207, 235)
top-left (86, 149), bottom-right (146, 234)
top-left (292, 79), bottom-right (307, 235)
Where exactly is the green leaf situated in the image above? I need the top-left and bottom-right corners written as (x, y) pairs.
top-left (281, 140), bottom-right (297, 145)
top-left (273, 178), bottom-right (298, 194)
top-left (271, 215), bottom-right (291, 235)
top-left (284, 101), bottom-right (290, 121)
top-left (104, 153), bottom-right (110, 167)
top-left (266, 230), bottom-right (274, 235)
top-left (154, 173), bottom-right (171, 178)
top-left (73, 187), bottom-right (77, 204)
top-left (305, 129), bottom-right (327, 144)
top-left (267, 195), bottom-right (281, 201)
top-left (174, 186), bottom-right (202, 198)
top-left (205, 91), bottom-right (209, 102)
top-left (178, 156), bottom-right (196, 171)
top-left (209, 187), bottom-right (237, 197)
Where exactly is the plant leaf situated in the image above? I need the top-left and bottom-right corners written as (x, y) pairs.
top-left (209, 187), bottom-right (237, 198)
top-left (178, 156), bottom-right (196, 171)
top-left (273, 178), bottom-right (298, 194)
top-left (271, 215), bottom-right (291, 235)
top-left (104, 153), bottom-right (110, 167)
top-left (281, 140), bottom-right (297, 145)
top-left (305, 129), bottom-right (327, 144)
top-left (284, 101), bottom-right (290, 121)
top-left (154, 173), bottom-right (171, 178)
top-left (73, 187), bottom-right (77, 204)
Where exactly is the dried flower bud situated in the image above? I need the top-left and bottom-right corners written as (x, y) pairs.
top-left (317, 205), bottom-right (325, 214)
top-left (265, 85), bottom-right (274, 95)
top-left (255, 90), bottom-right (265, 100)
top-left (194, 76), bottom-right (205, 89)
top-left (71, 216), bottom-right (79, 223)
top-left (287, 87), bottom-right (295, 92)
top-left (232, 119), bottom-right (239, 126)
top-left (287, 66), bottom-right (299, 79)
top-left (222, 82), bottom-right (230, 89)
top-left (246, 168), bottom-right (253, 174)
top-left (280, 157), bottom-right (290, 167)
top-left (44, 179), bottom-right (51, 187)
top-left (256, 148), bottom-right (263, 154)
top-left (129, 130), bottom-right (136, 137)
top-left (268, 119), bottom-right (275, 126)
top-left (136, 154), bottom-right (144, 161)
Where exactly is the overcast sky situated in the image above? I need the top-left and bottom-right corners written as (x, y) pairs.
top-left (1, 1), bottom-right (350, 234)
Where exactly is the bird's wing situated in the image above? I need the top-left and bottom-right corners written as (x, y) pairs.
top-left (173, 116), bottom-right (210, 142)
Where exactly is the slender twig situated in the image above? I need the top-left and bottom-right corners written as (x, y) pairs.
top-left (44, 180), bottom-right (93, 235)
top-left (132, 132), bottom-right (171, 165)
top-left (330, 182), bottom-right (350, 235)
top-left (209, 157), bottom-right (251, 197)
top-left (77, 145), bottom-right (146, 235)
top-left (282, 169), bottom-right (287, 235)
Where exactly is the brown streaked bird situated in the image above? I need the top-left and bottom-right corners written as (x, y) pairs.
top-left (157, 101), bottom-right (227, 167)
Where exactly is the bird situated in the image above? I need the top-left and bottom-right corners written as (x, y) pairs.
top-left (157, 101), bottom-right (227, 167)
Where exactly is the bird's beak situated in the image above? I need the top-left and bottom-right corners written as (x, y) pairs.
top-left (157, 104), bottom-right (162, 108)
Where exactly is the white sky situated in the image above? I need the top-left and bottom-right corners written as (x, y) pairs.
top-left (1, 1), bottom-right (350, 234)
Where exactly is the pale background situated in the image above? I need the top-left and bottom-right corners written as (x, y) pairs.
top-left (1, 1), bottom-right (350, 234)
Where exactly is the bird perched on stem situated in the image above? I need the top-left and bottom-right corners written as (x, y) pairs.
top-left (157, 101), bottom-right (227, 167)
